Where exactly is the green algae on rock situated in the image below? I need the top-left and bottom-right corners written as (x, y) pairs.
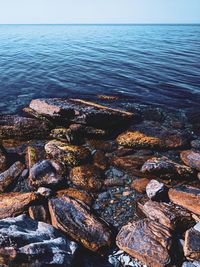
top-left (45, 140), bottom-right (91, 167)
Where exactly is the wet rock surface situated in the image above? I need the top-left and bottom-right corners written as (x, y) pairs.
top-left (181, 150), bottom-right (200, 171)
top-left (0, 144), bottom-right (7, 172)
top-left (48, 196), bottom-right (113, 254)
top-left (0, 214), bottom-right (78, 266)
top-left (146, 179), bottom-right (168, 200)
top-left (184, 228), bottom-right (200, 261)
top-left (116, 218), bottom-right (173, 267)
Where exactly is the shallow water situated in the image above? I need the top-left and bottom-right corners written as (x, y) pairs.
top-left (0, 24), bottom-right (199, 114)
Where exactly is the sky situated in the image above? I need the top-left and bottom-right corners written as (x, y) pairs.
top-left (0, 0), bottom-right (199, 24)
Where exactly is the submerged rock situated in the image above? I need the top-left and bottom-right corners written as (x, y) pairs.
top-left (184, 228), bottom-right (200, 261)
top-left (180, 150), bottom-right (200, 171)
top-left (138, 200), bottom-right (195, 232)
top-left (0, 192), bottom-right (38, 219)
top-left (169, 185), bottom-right (200, 216)
top-left (0, 214), bottom-right (78, 266)
top-left (48, 196), bottom-right (113, 254)
top-left (116, 218), bottom-right (173, 267)
top-left (45, 140), bottom-right (91, 166)
top-left (0, 114), bottom-right (50, 140)
top-left (141, 157), bottom-right (193, 179)
top-left (69, 164), bottom-right (103, 192)
top-left (0, 161), bottom-right (25, 192)
top-left (116, 131), bottom-right (164, 149)
top-left (29, 98), bottom-right (134, 129)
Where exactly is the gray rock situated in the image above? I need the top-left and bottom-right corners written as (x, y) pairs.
top-left (191, 139), bottom-right (200, 150)
top-left (194, 223), bottom-right (200, 232)
top-left (146, 179), bottom-right (167, 200)
top-left (37, 187), bottom-right (52, 197)
top-left (112, 168), bottom-right (124, 178)
top-left (182, 262), bottom-right (195, 267)
top-left (0, 214), bottom-right (78, 266)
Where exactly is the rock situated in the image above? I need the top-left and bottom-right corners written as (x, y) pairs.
top-left (29, 205), bottom-right (50, 223)
top-left (114, 147), bottom-right (135, 157)
top-left (29, 159), bottom-right (66, 189)
top-left (104, 178), bottom-right (125, 187)
top-left (29, 98), bottom-right (134, 129)
top-left (141, 157), bottom-right (193, 179)
top-left (191, 139), bottom-right (200, 150)
top-left (37, 187), bottom-right (52, 197)
top-left (56, 187), bottom-right (93, 206)
top-left (182, 262), bottom-right (196, 267)
top-left (45, 140), bottom-right (91, 167)
top-left (110, 154), bottom-right (152, 177)
top-left (48, 196), bottom-right (112, 254)
top-left (116, 218), bottom-right (173, 267)
top-left (0, 192), bottom-right (38, 219)
top-left (93, 150), bottom-right (108, 171)
top-left (69, 164), bottom-right (103, 192)
top-left (96, 95), bottom-right (119, 100)
top-left (50, 127), bottom-right (82, 144)
top-left (88, 140), bottom-right (118, 152)
top-left (184, 228), bottom-right (200, 261)
top-left (25, 146), bottom-right (45, 170)
top-left (116, 131), bottom-right (164, 149)
top-left (131, 178), bottom-right (150, 193)
top-left (0, 144), bottom-right (7, 172)
top-left (0, 114), bottom-right (50, 140)
top-left (146, 179), bottom-right (168, 201)
top-left (169, 185), bottom-right (200, 215)
top-left (180, 150), bottom-right (200, 171)
top-left (0, 214), bottom-right (78, 266)
top-left (138, 200), bottom-right (195, 232)
top-left (0, 161), bottom-right (25, 192)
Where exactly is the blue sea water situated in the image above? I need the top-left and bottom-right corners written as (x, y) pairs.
top-left (0, 24), bottom-right (199, 114)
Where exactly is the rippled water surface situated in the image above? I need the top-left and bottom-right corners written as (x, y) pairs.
top-left (0, 24), bottom-right (199, 114)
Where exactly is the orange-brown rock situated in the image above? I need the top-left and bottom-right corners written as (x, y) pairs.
top-left (0, 143), bottom-right (7, 172)
top-left (184, 228), bottom-right (200, 261)
top-left (180, 150), bottom-right (200, 171)
top-left (131, 178), bottom-right (150, 193)
top-left (116, 218), bottom-right (173, 267)
top-left (96, 95), bottom-right (119, 100)
top-left (69, 164), bottom-right (103, 192)
top-left (93, 151), bottom-right (107, 171)
top-left (0, 161), bottom-right (25, 192)
top-left (56, 187), bottom-right (92, 206)
top-left (0, 114), bottom-right (50, 140)
top-left (87, 140), bottom-right (118, 152)
top-left (29, 205), bottom-right (50, 223)
top-left (29, 98), bottom-right (134, 129)
top-left (48, 196), bottom-right (112, 254)
top-left (25, 146), bottom-right (44, 170)
top-left (110, 154), bottom-right (152, 177)
top-left (0, 192), bottom-right (38, 219)
top-left (114, 147), bottom-right (135, 157)
top-left (141, 157), bottom-right (193, 179)
top-left (169, 185), bottom-right (200, 215)
top-left (45, 140), bottom-right (91, 167)
top-left (138, 200), bottom-right (195, 232)
top-left (117, 131), bottom-right (164, 149)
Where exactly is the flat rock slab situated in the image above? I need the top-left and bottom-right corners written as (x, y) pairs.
top-left (169, 185), bottom-right (200, 216)
top-left (180, 150), bottom-right (200, 171)
top-left (45, 140), bottom-right (91, 167)
top-left (0, 114), bottom-right (50, 140)
top-left (116, 131), bottom-right (164, 149)
top-left (48, 196), bottom-right (112, 254)
top-left (141, 157), bottom-right (193, 179)
top-left (0, 192), bottom-right (38, 219)
top-left (0, 161), bottom-right (25, 192)
top-left (29, 98), bottom-right (134, 129)
top-left (184, 228), bottom-right (200, 261)
top-left (0, 214), bottom-right (78, 266)
top-left (138, 200), bottom-right (195, 232)
top-left (116, 218), bottom-right (173, 267)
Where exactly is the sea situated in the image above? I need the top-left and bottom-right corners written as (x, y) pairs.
top-left (0, 24), bottom-right (199, 115)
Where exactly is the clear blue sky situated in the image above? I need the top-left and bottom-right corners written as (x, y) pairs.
top-left (0, 0), bottom-right (199, 24)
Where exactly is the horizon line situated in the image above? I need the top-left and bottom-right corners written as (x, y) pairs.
top-left (0, 22), bottom-right (200, 25)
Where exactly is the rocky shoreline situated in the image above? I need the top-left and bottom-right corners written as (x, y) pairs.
top-left (0, 97), bottom-right (200, 266)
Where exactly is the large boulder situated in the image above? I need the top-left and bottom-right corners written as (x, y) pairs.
top-left (180, 150), bottom-right (200, 171)
top-left (0, 214), bottom-right (78, 266)
top-left (0, 161), bottom-right (25, 192)
top-left (169, 185), bottom-right (200, 216)
top-left (69, 164), bottom-right (103, 192)
top-left (0, 114), bottom-right (50, 140)
top-left (29, 98), bottom-right (134, 129)
top-left (45, 140), bottom-right (91, 167)
top-left (138, 200), bottom-right (195, 232)
top-left (116, 218), bottom-right (173, 267)
top-left (141, 157), bottom-right (193, 179)
top-left (48, 196), bottom-right (113, 254)
top-left (0, 192), bottom-right (39, 219)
